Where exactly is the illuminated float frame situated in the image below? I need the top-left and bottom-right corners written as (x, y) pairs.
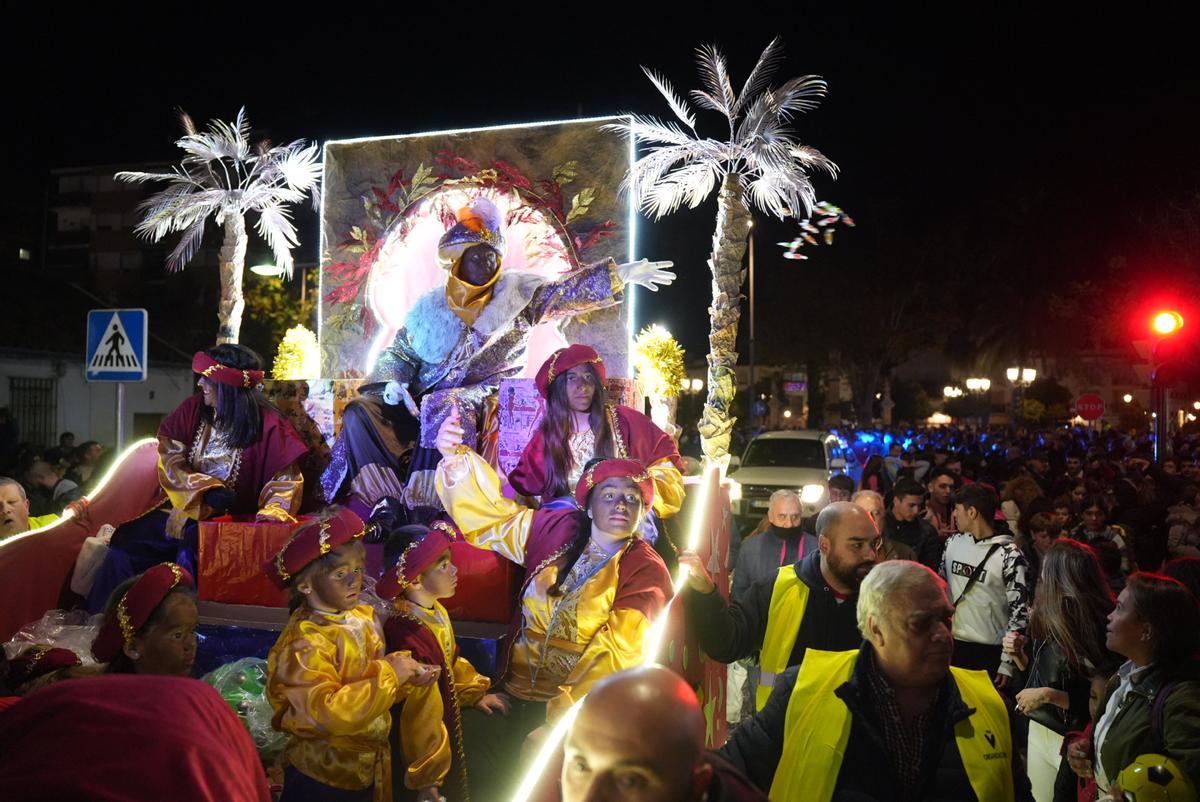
top-left (316, 116), bottom-right (641, 380)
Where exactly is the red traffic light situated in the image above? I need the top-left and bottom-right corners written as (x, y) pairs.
top-left (1152, 310), bottom-right (1184, 336)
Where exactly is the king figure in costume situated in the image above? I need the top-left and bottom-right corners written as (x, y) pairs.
top-left (322, 196), bottom-right (674, 518)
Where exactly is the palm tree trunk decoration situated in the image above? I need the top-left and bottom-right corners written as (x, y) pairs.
top-left (116, 108), bottom-right (321, 344)
top-left (217, 212), bottom-right (248, 343)
top-left (610, 38), bottom-right (838, 465)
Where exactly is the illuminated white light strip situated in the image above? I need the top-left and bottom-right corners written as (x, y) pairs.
top-left (511, 466), bottom-right (723, 801)
top-left (0, 437), bottom-right (158, 549)
top-left (641, 464), bottom-right (719, 663)
top-left (317, 140), bottom-right (331, 370)
top-left (627, 114), bottom-right (638, 368)
top-left (322, 115), bottom-right (626, 148)
top-left (509, 701), bottom-right (582, 802)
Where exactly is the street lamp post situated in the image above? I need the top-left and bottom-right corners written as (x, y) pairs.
top-left (1006, 366), bottom-right (1037, 425)
top-left (965, 377), bottom-right (992, 429)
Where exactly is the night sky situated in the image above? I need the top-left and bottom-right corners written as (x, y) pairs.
top-left (7, 8), bottom-right (1199, 362)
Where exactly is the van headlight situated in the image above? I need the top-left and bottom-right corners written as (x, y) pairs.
top-left (800, 484), bottom-right (825, 504)
top-left (726, 479), bottom-right (742, 503)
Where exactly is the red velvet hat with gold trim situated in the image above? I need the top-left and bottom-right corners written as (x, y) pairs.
top-left (535, 344), bottom-right (607, 398)
top-left (8, 645), bottom-right (82, 686)
top-left (192, 351), bottom-right (265, 389)
top-left (375, 519), bottom-right (461, 599)
top-left (92, 562), bottom-right (194, 662)
top-left (574, 458), bottom-right (654, 510)
top-left (263, 507), bottom-right (366, 590)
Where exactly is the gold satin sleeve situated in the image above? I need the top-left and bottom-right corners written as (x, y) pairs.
top-left (270, 635), bottom-right (402, 740)
top-left (451, 655), bottom-right (491, 708)
top-left (257, 461), bottom-right (304, 523)
top-left (158, 435), bottom-right (224, 536)
top-left (398, 680), bottom-right (451, 791)
top-left (435, 449), bottom-right (535, 565)
top-left (546, 606), bottom-right (651, 722)
top-left (647, 457), bottom-right (685, 519)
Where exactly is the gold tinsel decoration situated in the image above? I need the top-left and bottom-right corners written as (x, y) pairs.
top-left (272, 325), bottom-right (320, 380)
top-left (633, 324), bottom-right (686, 400)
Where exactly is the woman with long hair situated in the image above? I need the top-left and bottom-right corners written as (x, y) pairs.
top-left (1003, 540), bottom-right (1118, 801)
top-left (86, 344), bottom-right (308, 611)
top-left (508, 345), bottom-right (685, 526)
top-left (1066, 573), bottom-right (1200, 796)
top-left (434, 411), bottom-right (671, 801)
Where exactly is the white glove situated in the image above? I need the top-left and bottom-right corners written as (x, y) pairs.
top-left (616, 259), bottom-right (675, 291)
top-left (383, 381), bottom-right (420, 416)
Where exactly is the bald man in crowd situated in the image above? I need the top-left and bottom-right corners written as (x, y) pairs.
top-left (561, 665), bottom-right (765, 802)
top-left (680, 501), bottom-right (880, 711)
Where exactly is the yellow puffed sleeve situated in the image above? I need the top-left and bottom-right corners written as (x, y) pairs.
top-left (545, 607), bottom-right (651, 722)
top-left (451, 655), bottom-right (491, 708)
top-left (269, 632), bottom-right (401, 738)
top-left (157, 435), bottom-right (224, 537)
top-left (257, 461), bottom-right (304, 523)
top-left (435, 449), bottom-right (536, 565)
top-left (398, 681), bottom-right (452, 791)
top-left (647, 457), bottom-right (685, 518)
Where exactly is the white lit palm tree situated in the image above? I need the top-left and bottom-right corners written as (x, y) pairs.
top-left (610, 37), bottom-right (837, 464)
top-left (116, 108), bottom-right (321, 344)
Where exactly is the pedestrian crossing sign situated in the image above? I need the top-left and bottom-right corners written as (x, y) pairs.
top-left (86, 309), bottom-right (148, 382)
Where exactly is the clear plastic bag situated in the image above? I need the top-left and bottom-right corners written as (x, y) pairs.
top-left (202, 657), bottom-right (288, 763)
top-left (4, 609), bottom-right (103, 664)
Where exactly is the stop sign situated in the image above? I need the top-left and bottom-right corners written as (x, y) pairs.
top-left (1075, 393), bottom-right (1106, 420)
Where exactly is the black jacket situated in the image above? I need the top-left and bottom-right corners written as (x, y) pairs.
top-left (683, 549), bottom-right (861, 664)
top-left (720, 643), bottom-right (1032, 801)
top-left (883, 513), bottom-right (944, 569)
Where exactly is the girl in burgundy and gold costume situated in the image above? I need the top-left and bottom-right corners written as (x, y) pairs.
top-left (86, 344), bottom-right (308, 611)
top-left (434, 411), bottom-right (673, 801)
top-left (508, 344), bottom-right (685, 525)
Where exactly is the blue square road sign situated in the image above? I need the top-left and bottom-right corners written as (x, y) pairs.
top-left (86, 309), bottom-right (148, 382)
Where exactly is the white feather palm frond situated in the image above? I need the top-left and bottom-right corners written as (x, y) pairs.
top-left (132, 184), bottom-right (200, 241)
top-left (207, 108), bottom-right (251, 161)
top-left (618, 115), bottom-right (697, 147)
top-left (640, 67), bottom-right (697, 131)
top-left (773, 75), bottom-right (829, 117)
top-left (116, 168), bottom-right (194, 186)
top-left (694, 44), bottom-right (737, 118)
top-left (166, 216), bottom-right (208, 273)
top-left (626, 141), bottom-right (722, 202)
top-left (176, 132), bottom-right (237, 169)
top-left (255, 203), bottom-right (298, 276)
top-left (790, 145), bottom-right (839, 178)
top-left (275, 142), bottom-right (323, 191)
top-left (733, 37), bottom-right (786, 117)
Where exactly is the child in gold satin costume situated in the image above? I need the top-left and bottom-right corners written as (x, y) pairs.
top-left (263, 507), bottom-right (440, 802)
top-left (376, 521), bottom-right (510, 802)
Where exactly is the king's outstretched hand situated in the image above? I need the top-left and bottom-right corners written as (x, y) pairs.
top-left (616, 259), bottom-right (675, 291)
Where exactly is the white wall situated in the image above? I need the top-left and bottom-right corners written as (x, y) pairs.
top-left (0, 353), bottom-right (193, 449)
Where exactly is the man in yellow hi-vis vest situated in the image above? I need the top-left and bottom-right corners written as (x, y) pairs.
top-left (719, 561), bottom-right (1029, 802)
top-left (679, 502), bottom-right (878, 710)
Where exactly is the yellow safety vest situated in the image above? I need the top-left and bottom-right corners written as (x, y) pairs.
top-left (768, 649), bottom-right (1015, 802)
top-left (756, 566), bottom-right (810, 710)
